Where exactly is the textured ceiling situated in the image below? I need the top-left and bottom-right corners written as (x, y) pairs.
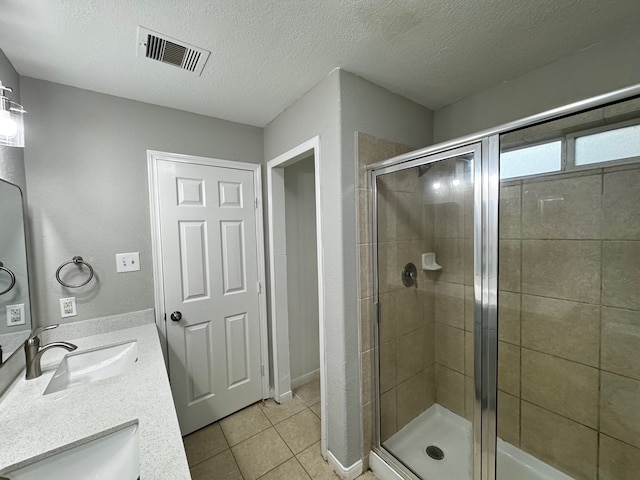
top-left (0, 0), bottom-right (638, 127)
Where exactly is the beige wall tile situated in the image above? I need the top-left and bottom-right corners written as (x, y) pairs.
top-left (424, 322), bottom-right (436, 367)
top-left (603, 241), bottom-right (640, 310)
top-left (396, 288), bottom-right (424, 336)
top-left (396, 239), bottom-right (426, 281)
top-left (435, 323), bottom-right (465, 374)
top-left (603, 170), bottom-right (640, 240)
top-left (499, 240), bottom-right (521, 292)
top-left (396, 192), bottom-right (422, 241)
top-left (465, 330), bottom-right (474, 377)
top-left (498, 390), bottom-right (520, 447)
top-left (362, 401), bottom-right (374, 455)
top-left (397, 370), bottom-right (428, 429)
top-left (359, 297), bottom-right (373, 353)
top-left (521, 349), bottom-right (598, 428)
top-left (422, 288), bottom-right (435, 323)
top-left (358, 243), bottom-right (372, 299)
top-left (434, 201), bottom-right (463, 238)
top-left (361, 349), bottom-right (374, 405)
top-left (521, 174), bottom-right (602, 239)
top-left (436, 365), bottom-right (465, 417)
top-left (602, 97), bottom-right (640, 120)
top-left (397, 329), bottom-right (426, 383)
top-left (521, 401), bottom-right (597, 480)
top-left (396, 166), bottom-right (421, 193)
top-left (498, 341), bottom-right (520, 397)
top-left (358, 133), bottom-right (395, 189)
top-left (464, 285), bottom-right (474, 332)
top-left (395, 142), bottom-right (416, 156)
top-left (499, 184), bottom-right (521, 239)
top-left (425, 364), bottom-right (436, 408)
top-left (435, 281), bottom-right (465, 329)
top-left (376, 190), bottom-right (397, 243)
top-left (464, 238), bottom-right (474, 286)
top-left (498, 291), bottom-right (521, 345)
top-left (379, 290), bottom-right (397, 343)
top-left (521, 295), bottom-right (600, 367)
top-left (377, 242), bottom-right (397, 294)
top-left (379, 340), bottom-right (396, 393)
top-left (434, 238), bottom-right (465, 284)
top-left (602, 306), bottom-right (640, 380)
top-left (599, 434), bottom-right (640, 480)
top-left (380, 388), bottom-right (397, 443)
top-left (521, 240), bottom-right (601, 303)
top-left (358, 188), bottom-right (371, 245)
top-left (600, 372), bottom-right (640, 448)
top-left (421, 202), bottom-right (435, 243)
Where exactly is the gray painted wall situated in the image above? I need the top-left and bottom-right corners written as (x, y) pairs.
top-left (284, 155), bottom-right (319, 384)
top-left (265, 68), bottom-right (432, 467)
top-left (434, 30), bottom-right (640, 142)
top-left (21, 77), bottom-right (263, 327)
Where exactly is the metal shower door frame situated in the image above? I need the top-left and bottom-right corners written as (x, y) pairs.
top-left (368, 140), bottom-right (499, 480)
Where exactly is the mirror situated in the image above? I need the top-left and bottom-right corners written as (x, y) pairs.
top-left (0, 178), bottom-right (32, 363)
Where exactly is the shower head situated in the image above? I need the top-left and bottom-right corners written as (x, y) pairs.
top-left (418, 164), bottom-right (431, 177)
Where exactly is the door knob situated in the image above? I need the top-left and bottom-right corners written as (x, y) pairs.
top-left (170, 311), bottom-right (182, 322)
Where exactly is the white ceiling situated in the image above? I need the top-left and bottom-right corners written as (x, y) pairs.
top-left (1, 0), bottom-right (638, 127)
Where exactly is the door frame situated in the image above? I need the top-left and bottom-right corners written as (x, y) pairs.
top-left (266, 136), bottom-right (327, 455)
top-left (147, 150), bottom-right (271, 400)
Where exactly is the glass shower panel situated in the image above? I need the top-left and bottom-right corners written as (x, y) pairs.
top-left (496, 97), bottom-right (640, 480)
top-left (376, 153), bottom-right (475, 480)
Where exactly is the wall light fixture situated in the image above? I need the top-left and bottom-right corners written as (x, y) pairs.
top-left (0, 81), bottom-right (26, 147)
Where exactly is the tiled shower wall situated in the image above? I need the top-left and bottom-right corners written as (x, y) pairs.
top-left (497, 163), bottom-right (640, 480)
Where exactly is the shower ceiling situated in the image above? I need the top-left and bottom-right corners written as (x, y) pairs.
top-left (1, 0), bottom-right (639, 126)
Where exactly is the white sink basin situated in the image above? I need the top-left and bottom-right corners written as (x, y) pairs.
top-left (44, 341), bottom-right (138, 395)
top-left (0, 422), bottom-right (139, 480)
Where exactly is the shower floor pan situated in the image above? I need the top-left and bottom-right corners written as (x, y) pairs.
top-left (383, 404), bottom-right (573, 480)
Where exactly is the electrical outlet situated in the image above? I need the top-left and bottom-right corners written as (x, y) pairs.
top-left (6, 303), bottom-right (26, 326)
top-left (59, 297), bottom-right (77, 318)
top-left (115, 252), bottom-right (140, 273)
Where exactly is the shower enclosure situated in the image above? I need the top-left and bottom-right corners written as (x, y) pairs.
top-left (368, 89), bottom-right (640, 480)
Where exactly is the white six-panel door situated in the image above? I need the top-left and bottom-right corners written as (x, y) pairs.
top-left (156, 158), bottom-right (264, 435)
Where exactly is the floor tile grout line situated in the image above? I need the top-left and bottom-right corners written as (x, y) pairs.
top-left (217, 421), bottom-right (246, 480)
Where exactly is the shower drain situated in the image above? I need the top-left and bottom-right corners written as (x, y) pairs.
top-left (425, 445), bottom-right (445, 460)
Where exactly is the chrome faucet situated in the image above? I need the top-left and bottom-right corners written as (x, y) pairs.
top-left (24, 325), bottom-right (77, 380)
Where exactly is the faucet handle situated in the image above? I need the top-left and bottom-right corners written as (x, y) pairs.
top-left (27, 324), bottom-right (59, 343)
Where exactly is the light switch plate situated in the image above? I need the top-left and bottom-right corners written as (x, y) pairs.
top-left (116, 252), bottom-right (140, 273)
top-left (6, 303), bottom-right (26, 326)
top-left (59, 297), bottom-right (77, 318)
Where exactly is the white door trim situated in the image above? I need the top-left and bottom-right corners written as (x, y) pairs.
top-left (266, 136), bottom-right (327, 457)
top-left (147, 150), bottom-right (271, 399)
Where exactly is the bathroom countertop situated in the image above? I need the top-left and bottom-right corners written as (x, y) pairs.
top-left (0, 323), bottom-right (190, 479)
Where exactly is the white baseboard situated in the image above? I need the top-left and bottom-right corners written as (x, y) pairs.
top-left (291, 369), bottom-right (320, 389)
top-left (277, 390), bottom-right (293, 403)
top-left (327, 450), bottom-right (363, 480)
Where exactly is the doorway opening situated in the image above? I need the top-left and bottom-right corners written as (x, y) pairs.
top-left (267, 136), bottom-right (327, 456)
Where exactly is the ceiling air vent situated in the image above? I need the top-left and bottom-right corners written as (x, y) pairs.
top-left (137, 27), bottom-right (210, 75)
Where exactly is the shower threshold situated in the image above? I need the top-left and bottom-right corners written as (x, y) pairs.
top-left (382, 404), bottom-right (573, 480)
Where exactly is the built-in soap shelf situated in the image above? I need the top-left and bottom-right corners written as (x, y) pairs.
top-left (421, 252), bottom-right (442, 271)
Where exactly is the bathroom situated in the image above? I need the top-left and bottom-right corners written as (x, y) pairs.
top-left (1, 3), bottom-right (639, 480)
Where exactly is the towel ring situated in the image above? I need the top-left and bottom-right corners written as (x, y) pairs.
top-left (56, 256), bottom-right (94, 288)
top-left (0, 261), bottom-right (16, 296)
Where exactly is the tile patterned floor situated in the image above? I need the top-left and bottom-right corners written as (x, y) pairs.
top-left (184, 379), bottom-right (379, 480)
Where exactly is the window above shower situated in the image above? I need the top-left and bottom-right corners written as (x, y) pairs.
top-left (500, 100), bottom-right (640, 180)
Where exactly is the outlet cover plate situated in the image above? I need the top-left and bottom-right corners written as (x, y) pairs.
top-left (116, 252), bottom-right (140, 273)
top-left (60, 297), bottom-right (77, 318)
top-left (6, 303), bottom-right (26, 326)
